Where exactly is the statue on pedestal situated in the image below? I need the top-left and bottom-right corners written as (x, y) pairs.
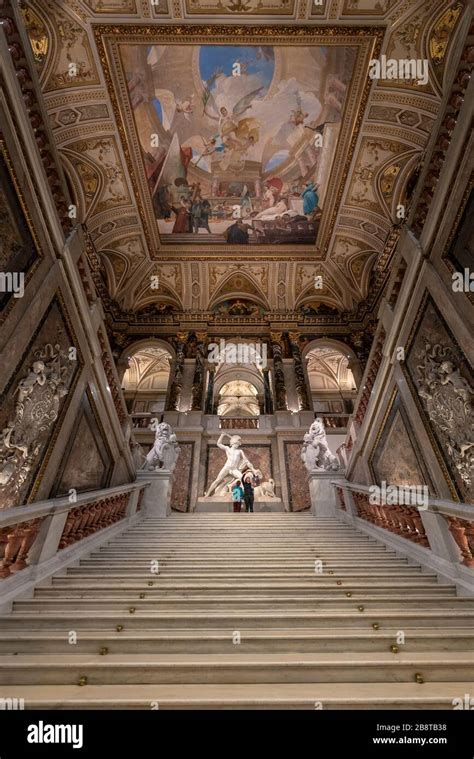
top-left (141, 422), bottom-right (180, 472)
top-left (301, 418), bottom-right (341, 472)
top-left (205, 433), bottom-right (258, 497)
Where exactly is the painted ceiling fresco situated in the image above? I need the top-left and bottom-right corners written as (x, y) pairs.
top-left (121, 42), bottom-right (356, 246)
top-left (24, 0), bottom-right (466, 318)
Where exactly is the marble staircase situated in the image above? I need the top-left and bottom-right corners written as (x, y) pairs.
top-left (0, 513), bottom-right (473, 709)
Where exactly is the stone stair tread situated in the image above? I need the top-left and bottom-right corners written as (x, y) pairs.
top-left (2, 651), bottom-right (474, 666)
top-left (3, 682), bottom-right (471, 708)
top-left (1, 628), bottom-right (473, 640)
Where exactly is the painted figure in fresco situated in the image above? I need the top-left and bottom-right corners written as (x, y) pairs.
top-left (205, 433), bottom-right (258, 497)
top-left (301, 182), bottom-right (319, 216)
top-left (240, 185), bottom-right (253, 217)
top-left (226, 219), bottom-right (251, 244)
top-left (172, 198), bottom-right (192, 233)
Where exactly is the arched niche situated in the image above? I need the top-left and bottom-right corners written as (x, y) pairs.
top-left (217, 379), bottom-right (260, 418)
top-left (120, 340), bottom-right (174, 416)
top-left (302, 338), bottom-right (359, 414)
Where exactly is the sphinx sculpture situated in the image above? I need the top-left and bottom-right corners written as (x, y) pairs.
top-left (301, 417), bottom-right (341, 473)
top-left (140, 422), bottom-right (180, 472)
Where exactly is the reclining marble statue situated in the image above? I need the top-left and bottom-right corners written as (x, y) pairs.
top-left (205, 433), bottom-right (277, 498)
top-left (301, 417), bottom-right (341, 472)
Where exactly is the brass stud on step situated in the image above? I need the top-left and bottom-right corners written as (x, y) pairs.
top-left (116, 625), bottom-right (124, 632)
top-left (148, 582), bottom-right (154, 586)
top-left (390, 645), bottom-right (399, 654)
top-left (336, 581), bottom-right (342, 586)
top-left (345, 592), bottom-right (352, 597)
top-left (129, 607), bottom-right (135, 614)
top-left (414, 673), bottom-right (424, 684)
top-left (99, 647), bottom-right (108, 656)
top-left (139, 594), bottom-right (145, 599)
top-left (78, 676), bottom-right (88, 687)
top-left (372, 623), bottom-right (380, 630)
top-left (328, 571), bottom-right (334, 575)
top-left (357, 605), bottom-right (364, 612)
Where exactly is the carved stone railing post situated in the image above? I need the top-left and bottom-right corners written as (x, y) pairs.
top-left (191, 332), bottom-right (208, 411)
top-left (165, 332), bottom-right (187, 411)
top-left (270, 332), bottom-right (287, 411)
top-left (288, 332), bottom-right (311, 411)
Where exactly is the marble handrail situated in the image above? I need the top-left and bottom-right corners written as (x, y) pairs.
top-left (332, 479), bottom-right (474, 570)
top-left (0, 482), bottom-right (149, 581)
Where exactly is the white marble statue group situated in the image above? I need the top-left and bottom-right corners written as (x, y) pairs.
top-left (301, 417), bottom-right (341, 473)
top-left (138, 422), bottom-right (181, 472)
top-left (205, 433), bottom-right (277, 499)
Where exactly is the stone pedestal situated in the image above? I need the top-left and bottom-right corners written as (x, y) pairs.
top-left (307, 471), bottom-right (338, 516)
top-left (136, 470), bottom-right (173, 517)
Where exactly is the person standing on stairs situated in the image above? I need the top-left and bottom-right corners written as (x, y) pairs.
top-left (243, 472), bottom-right (255, 513)
top-left (231, 482), bottom-right (244, 513)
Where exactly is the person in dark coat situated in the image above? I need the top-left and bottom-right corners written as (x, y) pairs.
top-left (242, 472), bottom-right (254, 513)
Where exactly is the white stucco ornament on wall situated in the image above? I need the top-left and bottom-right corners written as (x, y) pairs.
top-left (301, 417), bottom-right (341, 473)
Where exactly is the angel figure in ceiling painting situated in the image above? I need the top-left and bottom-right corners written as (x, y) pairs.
top-left (122, 42), bottom-right (356, 245)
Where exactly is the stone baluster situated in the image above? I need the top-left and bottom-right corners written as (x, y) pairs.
top-left (166, 332), bottom-right (188, 411)
top-left (446, 517), bottom-right (474, 567)
top-left (191, 332), bottom-right (208, 411)
top-left (288, 332), bottom-right (311, 410)
top-left (270, 332), bottom-right (287, 411)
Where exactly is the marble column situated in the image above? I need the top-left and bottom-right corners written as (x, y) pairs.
top-left (165, 332), bottom-right (187, 411)
top-left (204, 366), bottom-right (215, 415)
top-left (262, 368), bottom-right (274, 415)
top-left (288, 332), bottom-right (311, 411)
top-left (270, 332), bottom-right (288, 411)
top-left (191, 332), bottom-right (207, 411)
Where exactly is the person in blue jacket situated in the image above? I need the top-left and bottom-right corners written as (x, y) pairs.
top-left (231, 482), bottom-right (244, 513)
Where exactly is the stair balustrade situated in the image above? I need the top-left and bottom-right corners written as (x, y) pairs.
top-left (0, 482), bottom-right (148, 584)
top-left (332, 479), bottom-right (474, 592)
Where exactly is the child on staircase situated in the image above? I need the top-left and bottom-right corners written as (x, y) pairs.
top-left (231, 481), bottom-right (244, 513)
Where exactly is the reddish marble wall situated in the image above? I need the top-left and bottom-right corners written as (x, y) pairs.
top-left (284, 441), bottom-right (310, 511)
top-left (171, 442), bottom-right (194, 512)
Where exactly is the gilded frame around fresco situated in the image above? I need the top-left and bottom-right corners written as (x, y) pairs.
top-left (93, 24), bottom-right (383, 261)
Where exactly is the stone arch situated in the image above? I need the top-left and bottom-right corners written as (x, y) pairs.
top-left (209, 270), bottom-right (269, 312)
top-left (302, 338), bottom-right (361, 395)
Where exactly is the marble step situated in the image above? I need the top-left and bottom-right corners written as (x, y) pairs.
top-left (1, 629), bottom-right (472, 655)
top-left (50, 574), bottom-right (444, 587)
top-left (2, 610), bottom-right (474, 630)
top-left (63, 569), bottom-right (437, 580)
top-left (0, 681), bottom-right (467, 709)
top-left (39, 584), bottom-right (456, 598)
top-left (15, 595), bottom-right (470, 612)
top-left (2, 652), bottom-right (474, 686)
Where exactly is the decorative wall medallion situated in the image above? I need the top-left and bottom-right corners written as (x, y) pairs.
top-left (405, 295), bottom-right (473, 502)
top-left (0, 297), bottom-right (82, 509)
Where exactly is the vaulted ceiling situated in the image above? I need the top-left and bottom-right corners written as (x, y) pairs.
top-left (23, 0), bottom-right (466, 323)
